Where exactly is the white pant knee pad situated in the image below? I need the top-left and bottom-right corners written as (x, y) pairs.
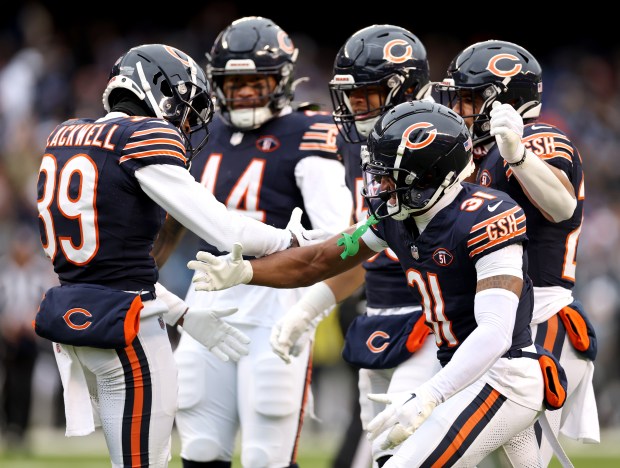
top-left (241, 445), bottom-right (270, 468)
top-left (183, 437), bottom-right (223, 462)
top-left (254, 359), bottom-right (299, 417)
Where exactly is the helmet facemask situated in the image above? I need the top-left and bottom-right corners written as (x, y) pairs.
top-left (330, 71), bottom-right (426, 144)
top-left (362, 143), bottom-right (465, 220)
top-left (151, 69), bottom-right (213, 166)
top-left (436, 79), bottom-right (504, 146)
top-left (213, 72), bottom-right (287, 130)
top-left (360, 101), bottom-right (474, 222)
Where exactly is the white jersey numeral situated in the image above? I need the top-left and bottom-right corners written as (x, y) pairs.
top-left (406, 268), bottom-right (457, 347)
top-left (200, 154), bottom-right (266, 221)
top-left (38, 154), bottom-right (99, 264)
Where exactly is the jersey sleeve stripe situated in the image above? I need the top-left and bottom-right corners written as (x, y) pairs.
top-left (469, 226), bottom-right (526, 257)
top-left (119, 149), bottom-right (186, 163)
top-left (299, 142), bottom-right (338, 152)
top-left (540, 152), bottom-right (573, 163)
top-left (132, 127), bottom-right (179, 137)
top-left (124, 138), bottom-right (186, 152)
top-left (470, 206), bottom-right (521, 231)
top-left (467, 212), bottom-right (526, 249)
top-left (523, 132), bottom-right (570, 144)
top-left (310, 123), bottom-right (337, 130)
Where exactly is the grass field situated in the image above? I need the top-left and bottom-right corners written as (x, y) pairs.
top-left (1, 427), bottom-right (618, 467)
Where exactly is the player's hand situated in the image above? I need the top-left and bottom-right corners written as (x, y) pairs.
top-left (270, 304), bottom-right (318, 364)
top-left (182, 307), bottom-right (250, 362)
top-left (366, 387), bottom-right (438, 450)
top-left (490, 101), bottom-right (525, 164)
top-left (188, 243), bottom-right (252, 292)
top-left (286, 207), bottom-right (329, 247)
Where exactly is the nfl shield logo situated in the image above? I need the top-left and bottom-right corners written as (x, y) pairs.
top-left (411, 244), bottom-right (419, 260)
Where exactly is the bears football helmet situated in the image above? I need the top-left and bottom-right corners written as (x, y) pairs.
top-left (102, 43), bottom-right (213, 163)
top-left (207, 16), bottom-right (299, 130)
top-left (329, 24), bottom-right (430, 144)
top-left (362, 101), bottom-right (473, 220)
top-left (436, 39), bottom-right (542, 145)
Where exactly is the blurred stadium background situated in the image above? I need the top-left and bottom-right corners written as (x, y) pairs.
top-left (1, 2), bottom-right (619, 466)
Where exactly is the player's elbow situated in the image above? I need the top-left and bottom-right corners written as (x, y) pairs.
top-left (549, 196), bottom-right (577, 223)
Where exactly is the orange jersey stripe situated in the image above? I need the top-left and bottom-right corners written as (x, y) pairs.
top-left (470, 206), bottom-right (521, 232)
top-left (291, 350), bottom-right (313, 463)
top-left (124, 138), bottom-right (186, 152)
top-left (125, 342), bottom-right (145, 468)
top-left (543, 314), bottom-right (559, 351)
top-left (432, 389), bottom-right (501, 468)
top-left (120, 149), bottom-right (186, 163)
top-left (298, 143), bottom-right (338, 152)
top-left (469, 226), bottom-right (526, 257)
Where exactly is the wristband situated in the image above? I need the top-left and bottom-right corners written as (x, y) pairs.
top-left (508, 147), bottom-right (527, 167)
top-left (298, 281), bottom-right (337, 319)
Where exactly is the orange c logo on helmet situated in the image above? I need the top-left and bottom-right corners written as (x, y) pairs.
top-left (164, 45), bottom-right (191, 67)
top-left (63, 308), bottom-right (92, 330)
top-left (367, 331), bottom-right (390, 353)
top-left (277, 31), bottom-right (295, 55)
top-left (383, 39), bottom-right (413, 64)
top-left (403, 122), bottom-right (437, 150)
top-left (486, 54), bottom-right (522, 77)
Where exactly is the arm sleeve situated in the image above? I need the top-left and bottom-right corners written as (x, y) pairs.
top-left (294, 156), bottom-right (353, 233)
top-left (511, 149), bottom-right (577, 222)
top-left (420, 246), bottom-right (522, 403)
top-left (135, 164), bottom-right (291, 256)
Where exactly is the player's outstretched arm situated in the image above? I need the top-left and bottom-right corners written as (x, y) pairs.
top-left (189, 225), bottom-right (371, 292)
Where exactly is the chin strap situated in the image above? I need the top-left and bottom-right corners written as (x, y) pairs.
top-left (337, 215), bottom-right (378, 259)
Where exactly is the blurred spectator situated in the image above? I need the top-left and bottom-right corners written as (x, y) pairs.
top-left (0, 224), bottom-right (58, 452)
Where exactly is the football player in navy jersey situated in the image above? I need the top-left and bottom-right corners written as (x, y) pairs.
top-left (35, 44), bottom-right (320, 468)
top-left (151, 17), bottom-right (352, 468)
top-left (268, 24), bottom-right (442, 466)
top-left (436, 39), bottom-right (599, 465)
top-left (187, 101), bottom-right (551, 467)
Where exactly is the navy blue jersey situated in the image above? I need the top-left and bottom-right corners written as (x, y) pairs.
top-left (37, 115), bottom-right (186, 291)
top-left (339, 136), bottom-right (415, 309)
top-left (371, 183), bottom-right (533, 365)
top-left (476, 123), bottom-right (584, 290)
top-left (191, 110), bottom-right (340, 256)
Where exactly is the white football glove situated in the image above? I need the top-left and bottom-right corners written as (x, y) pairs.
top-left (181, 307), bottom-right (250, 362)
top-left (286, 207), bottom-right (329, 247)
top-left (489, 101), bottom-right (525, 164)
top-left (270, 281), bottom-right (336, 364)
top-left (188, 242), bottom-right (253, 292)
top-left (270, 306), bottom-right (317, 364)
top-left (367, 387), bottom-right (438, 450)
